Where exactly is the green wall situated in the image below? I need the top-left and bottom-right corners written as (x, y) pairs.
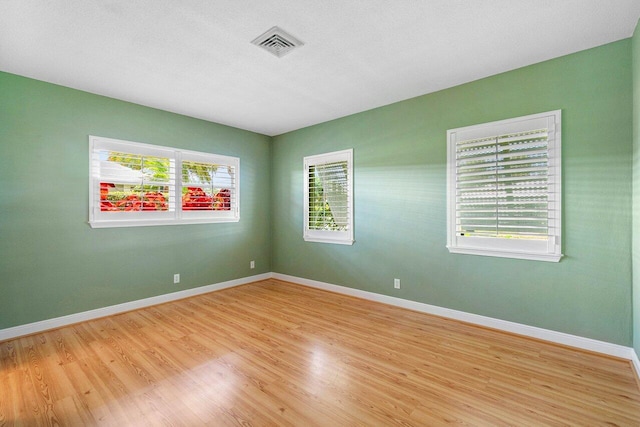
top-left (1, 37), bottom-right (637, 349)
top-left (272, 40), bottom-right (634, 346)
top-left (633, 19), bottom-right (640, 357)
top-left (0, 72), bottom-right (272, 329)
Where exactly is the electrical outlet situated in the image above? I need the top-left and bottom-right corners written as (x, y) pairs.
top-left (394, 278), bottom-right (400, 289)
top-left (250, 260), bottom-right (255, 269)
top-left (173, 273), bottom-right (180, 284)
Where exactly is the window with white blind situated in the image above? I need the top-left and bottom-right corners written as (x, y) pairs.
top-left (446, 110), bottom-right (562, 262)
top-left (304, 149), bottom-right (354, 245)
top-left (89, 135), bottom-right (239, 228)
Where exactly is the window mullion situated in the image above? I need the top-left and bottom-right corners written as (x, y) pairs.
top-left (174, 152), bottom-right (182, 220)
top-left (493, 137), bottom-right (499, 238)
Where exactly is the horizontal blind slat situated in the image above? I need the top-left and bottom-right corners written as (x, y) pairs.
top-left (456, 123), bottom-right (551, 239)
top-left (308, 159), bottom-right (350, 231)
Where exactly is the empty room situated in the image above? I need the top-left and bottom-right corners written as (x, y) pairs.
top-left (2, 1), bottom-right (640, 425)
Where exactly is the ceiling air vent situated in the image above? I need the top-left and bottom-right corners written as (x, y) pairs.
top-left (251, 26), bottom-right (304, 58)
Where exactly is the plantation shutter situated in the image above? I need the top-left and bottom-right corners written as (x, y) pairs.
top-left (446, 110), bottom-right (562, 262)
top-left (89, 135), bottom-right (240, 227)
top-left (304, 149), bottom-right (354, 245)
top-left (179, 151), bottom-right (240, 220)
top-left (181, 160), bottom-right (237, 211)
top-left (91, 141), bottom-right (176, 218)
top-left (310, 160), bottom-right (349, 229)
top-left (455, 129), bottom-right (553, 239)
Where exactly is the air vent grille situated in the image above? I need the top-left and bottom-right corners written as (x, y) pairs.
top-left (251, 26), bottom-right (303, 58)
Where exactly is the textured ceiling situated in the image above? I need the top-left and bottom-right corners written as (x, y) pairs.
top-left (1, 1), bottom-right (639, 136)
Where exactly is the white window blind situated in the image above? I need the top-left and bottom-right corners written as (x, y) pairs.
top-left (89, 136), bottom-right (240, 228)
top-left (447, 111), bottom-right (562, 262)
top-left (181, 160), bottom-right (237, 214)
top-left (97, 151), bottom-right (175, 213)
top-left (304, 149), bottom-right (354, 245)
top-left (309, 161), bottom-right (349, 230)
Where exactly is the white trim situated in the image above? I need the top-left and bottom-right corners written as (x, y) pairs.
top-left (446, 110), bottom-right (562, 262)
top-left (0, 273), bottom-right (271, 342)
top-left (447, 246), bottom-right (563, 262)
top-left (272, 273), bottom-right (635, 361)
top-left (2, 271), bottom-right (638, 385)
top-left (631, 350), bottom-right (640, 380)
top-left (303, 149), bottom-right (354, 245)
top-left (89, 216), bottom-right (240, 228)
top-left (89, 135), bottom-right (240, 228)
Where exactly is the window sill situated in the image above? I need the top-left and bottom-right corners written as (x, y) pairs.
top-left (89, 216), bottom-right (239, 228)
top-left (304, 236), bottom-right (354, 245)
top-left (447, 246), bottom-right (563, 262)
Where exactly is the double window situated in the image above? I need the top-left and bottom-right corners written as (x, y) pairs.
top-left (304, 149), bottom-right (354, 245)
top-left (447, 111), bottom-right (562, 262)
top-left (89, 136), bottom-right (239, 228)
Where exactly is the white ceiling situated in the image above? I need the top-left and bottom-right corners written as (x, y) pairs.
top-left (1, 1), bottom-right (639, 136)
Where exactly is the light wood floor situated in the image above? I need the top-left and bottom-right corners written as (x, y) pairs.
top-left (1, 279), bottom-right (640, 426)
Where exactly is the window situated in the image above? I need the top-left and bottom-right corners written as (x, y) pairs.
top-left (89, 135), bottom-right (239, 228)
top-left (446, 110), bottom-right (562, 262)
top-left (304, 149), bottom-right (354, 245)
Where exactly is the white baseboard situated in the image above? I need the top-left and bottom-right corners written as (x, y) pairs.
top-left (632, 350), bottom-right (640, 380)
top-left (3, 271), bottom-right (639, 381)
top-left (273, 273), bottom-right (639, 363)
top-left (0, 273), bottom-right (271, 342)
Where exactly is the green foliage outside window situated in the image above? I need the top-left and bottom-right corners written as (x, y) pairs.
top-left (308, 166), bottom-right (339, 231)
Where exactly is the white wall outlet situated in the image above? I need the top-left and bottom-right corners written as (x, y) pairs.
top-left (250, 260), bottom-right (255, 269)
top-left (394, 278), bottom-right (400, 289)
top-left (173, 273), bottom-right (180, 284)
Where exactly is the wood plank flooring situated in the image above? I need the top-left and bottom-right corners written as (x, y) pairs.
top-left (1, 279), bottom-right (639, 426)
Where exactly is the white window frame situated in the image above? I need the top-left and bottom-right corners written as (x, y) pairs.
top-left (446, 111), bottom-right (562, 262)
top-left (304, 149), bottom-right (354, 245)
top-left (89, 135), bottom-right (239, 228)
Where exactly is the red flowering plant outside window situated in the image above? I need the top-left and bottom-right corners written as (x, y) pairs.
top-left (90, 136), bottom-right (239, 228)
top-left (181, 160), bottom-right (233, 212)
top-left (182, 187), bottom-right (231, 210)
top-left (99, 151), bottom-right (171, 212)
top-left (100, 183), bottom-right (169, 212)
